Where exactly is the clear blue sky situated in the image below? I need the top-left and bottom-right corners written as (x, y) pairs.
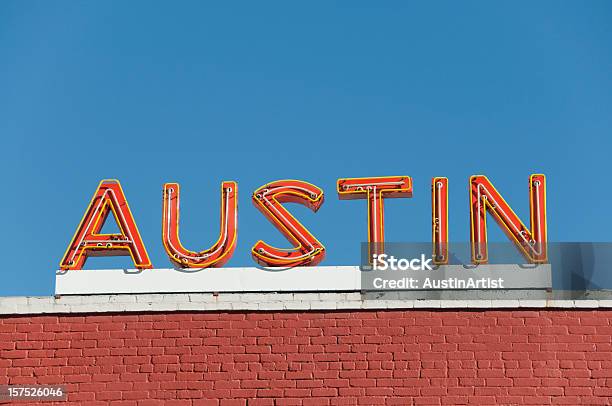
top-left (1, 1), bottom-right (611, 295)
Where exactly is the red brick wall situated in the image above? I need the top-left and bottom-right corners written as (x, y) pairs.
top-left (1, 310), bottom-right (611, 405)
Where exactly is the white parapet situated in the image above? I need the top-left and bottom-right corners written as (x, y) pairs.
top-left (54, 264), bottom-right (552, 295)
top-left (0, 293), bottom-right (610, 315)
top-left (0, 263), bottom-right (601, 315)
top-left (55, 266), bottom-right (362, 295)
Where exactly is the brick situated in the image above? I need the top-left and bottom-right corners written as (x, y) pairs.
top-left (0, 309), bottom-right (610, 404)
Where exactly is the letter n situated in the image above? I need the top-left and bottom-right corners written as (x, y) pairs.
top-left (470, 174), bottom-right (547, 264)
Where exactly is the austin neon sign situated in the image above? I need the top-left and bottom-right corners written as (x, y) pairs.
top-left (60, 175), bottom-right (547, 270)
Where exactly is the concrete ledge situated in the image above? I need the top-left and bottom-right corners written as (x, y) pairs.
top-left (1, 293), bottom-right (612, 315)
top-left (55, 264), bottom-right (554, 295)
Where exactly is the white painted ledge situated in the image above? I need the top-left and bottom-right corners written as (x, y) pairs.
top-left (0, 265), bottom-right (599, 315)
top-left (55, 266), bottom-right (361, 295)
top-left (55, 265), bottom-right (551, 295)
top-left (0, 294), bottom-right (611, 315)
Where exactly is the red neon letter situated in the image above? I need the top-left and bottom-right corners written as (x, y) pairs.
top-left (337, 176), bottom-right (412, 258)
top-left (252, 180), bottom-right (325, 267)
top-left (162, 181), bottom-right (237, 268)
top-left (60, 180), bottom-right (152, 270)
top-left (432, 177), bottom-right (448, 265)
top-left (470, 174), bottom-right (547, 264)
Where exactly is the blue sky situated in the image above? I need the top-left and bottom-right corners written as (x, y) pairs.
top-left (1, 1), bottom-right (611, 295)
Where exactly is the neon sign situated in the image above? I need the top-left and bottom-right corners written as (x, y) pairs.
top-left (162, 181), bottom-right (238, 269)
top-left (252, 180), bottom-right (325, 268)
top-left (470, 174), bottom-right (547, 264)
top-left (60, 175), bottom-right (547, 270)
top-left (60, 180), bottom-right (152, 270)
top-left (337, 176), bottom-right (412, 260)
top-left (432, 177), bottom-right (448, 265)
